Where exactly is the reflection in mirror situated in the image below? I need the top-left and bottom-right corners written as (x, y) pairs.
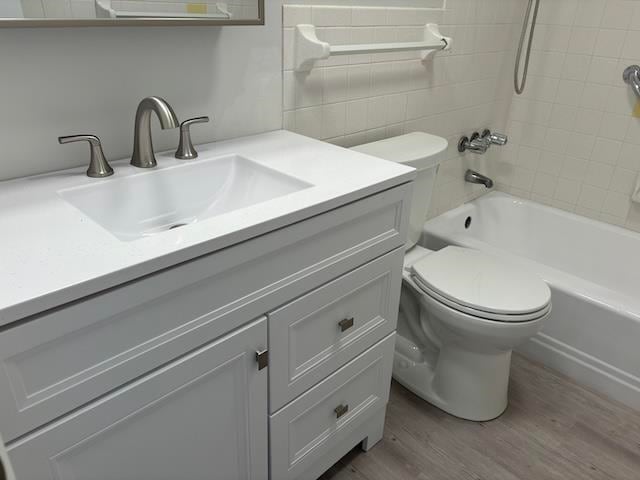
top-left (0, 0), bottom-right (261, 21)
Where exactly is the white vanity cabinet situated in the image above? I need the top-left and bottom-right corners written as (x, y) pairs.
top-left (8, 318), bottom-right (269, 480)
top-left (1, 182), bottom-right (412, 480)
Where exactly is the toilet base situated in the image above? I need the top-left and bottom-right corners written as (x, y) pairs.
top-left (392, 335), bottom-right (511, 421)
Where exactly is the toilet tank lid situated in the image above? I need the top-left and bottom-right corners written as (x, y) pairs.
top-left (351, 132), bottom-right (448, 169)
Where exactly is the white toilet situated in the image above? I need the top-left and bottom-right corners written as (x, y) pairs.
top-left (353, 133), bottom-right (551, 421)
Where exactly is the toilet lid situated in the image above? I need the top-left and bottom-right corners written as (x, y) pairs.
top-left (410, 246), bottom-right (551, 317)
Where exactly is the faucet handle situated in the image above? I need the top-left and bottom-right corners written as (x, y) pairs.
top-left (175, 116), bottom-right (210, 160)
top-left (58, 135), bottom-right (114, 178)
top-left (469, 137), bottom-right (490, 153)
top-left (458, 134), bottom-right (489, 154)
top-left (481, 129), bottom-right (508, 146)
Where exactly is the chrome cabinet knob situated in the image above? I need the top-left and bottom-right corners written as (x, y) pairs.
top-left (58, 135), bottom-right (114, 178)
top-left (175, 116), bottom-right (210, 160)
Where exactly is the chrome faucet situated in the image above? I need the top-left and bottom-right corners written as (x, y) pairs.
top-left (131, 96), bottom-right (180, 168)
top-left (458, 129), bottom-right (508, 154)
top-left (465, 169), bottom-right (494, 189)
top-left (458, 134), bottom-right (489, 154)
top-left (483, 129), bottom-right (508, 147)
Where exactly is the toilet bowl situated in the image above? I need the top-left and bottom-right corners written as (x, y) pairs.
top-left (394, 245), bottom-right (550, 421)
top-left (352, 133), bottom-right (552, 421)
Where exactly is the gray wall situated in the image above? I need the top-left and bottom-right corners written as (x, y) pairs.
top-left (0, 0), bottom-right (281, 180)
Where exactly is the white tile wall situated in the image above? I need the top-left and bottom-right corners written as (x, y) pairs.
top-left (283, 0), bottom-right (524, 219)
top-left (494, 0), bottom-right (640, 233)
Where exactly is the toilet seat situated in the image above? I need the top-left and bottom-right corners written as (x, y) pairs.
top-left (409, 246), bottom-right (551, 323)
top-left (411, 275), bottom-right (551, 322)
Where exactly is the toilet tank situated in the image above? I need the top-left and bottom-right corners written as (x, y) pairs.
top-left (352, 132), bottom-right (448, 250)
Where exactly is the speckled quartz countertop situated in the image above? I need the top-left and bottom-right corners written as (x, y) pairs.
top-left (0, 130), bottom-right (414, 327)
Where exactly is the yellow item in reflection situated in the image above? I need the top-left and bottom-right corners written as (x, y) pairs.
top-left (634, 100), bottom-right (640, 118)
top-left (186, 3), bottom-right (208, 14)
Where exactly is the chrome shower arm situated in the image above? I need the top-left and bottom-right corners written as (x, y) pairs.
top-left (623, 65), bottom-right (640, 99)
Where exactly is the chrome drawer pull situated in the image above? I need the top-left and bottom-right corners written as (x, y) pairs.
top-left (256, 350), bottom-right (269, 370)
top-left (338, 317), bottom-right (354, 332)
top-left (334, 404), bottom-right (349, 419)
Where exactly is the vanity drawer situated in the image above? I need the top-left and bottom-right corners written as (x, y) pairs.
top-left (0, 184), bottom-right (410, 442)
top-left (269, 248), bottom-right (403, 413)
top-left (270, 333), bottom-right (395, 480)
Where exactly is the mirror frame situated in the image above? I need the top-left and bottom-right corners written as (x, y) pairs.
top-left (0, 0), bottom-right (264, 27)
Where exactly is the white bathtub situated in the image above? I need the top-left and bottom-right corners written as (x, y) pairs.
top-left (423, 192), bottom-right (640, 410)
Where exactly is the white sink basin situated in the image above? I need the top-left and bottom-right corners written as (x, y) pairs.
top-left (59, 155), bottom-right (312, 241)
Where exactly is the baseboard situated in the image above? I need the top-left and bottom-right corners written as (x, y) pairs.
top-left (518, 333), bottom-right (640, 412)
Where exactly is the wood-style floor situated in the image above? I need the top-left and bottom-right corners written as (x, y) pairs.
top-left (320, 354), bottom-right (640, 480)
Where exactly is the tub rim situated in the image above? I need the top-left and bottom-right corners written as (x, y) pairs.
top-left (423, 192), bottom-right (640, 323)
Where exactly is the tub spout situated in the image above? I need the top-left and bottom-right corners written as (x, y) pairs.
top-left (465, 169), bottom-right (494, 189)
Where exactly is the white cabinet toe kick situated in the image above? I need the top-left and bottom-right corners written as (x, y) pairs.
top-left (0, 183), bottom-right (411, 480)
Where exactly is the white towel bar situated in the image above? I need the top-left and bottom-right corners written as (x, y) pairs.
top-left (295, 23), bottom-right (452, 72)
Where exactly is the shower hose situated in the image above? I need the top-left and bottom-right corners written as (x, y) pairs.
top-left (514, 0), bottom-right (541, 95)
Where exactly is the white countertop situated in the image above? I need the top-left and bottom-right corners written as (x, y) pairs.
top-left (0, 130), bottom-right (414, 326)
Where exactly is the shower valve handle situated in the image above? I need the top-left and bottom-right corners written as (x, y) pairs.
top-left (481, 129), bottom-right (508, 146)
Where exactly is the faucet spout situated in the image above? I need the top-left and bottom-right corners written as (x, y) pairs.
top-left (131, 96), bottom-right (179, 168)
top-left (465, 169), bottom-right (494, 189)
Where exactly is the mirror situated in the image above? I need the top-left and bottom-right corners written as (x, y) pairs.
top-left (0, 0), bottom-right (264, 26)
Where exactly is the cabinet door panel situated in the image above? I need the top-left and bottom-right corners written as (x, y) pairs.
top-left (8, 318), bottom-right (268, 480)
